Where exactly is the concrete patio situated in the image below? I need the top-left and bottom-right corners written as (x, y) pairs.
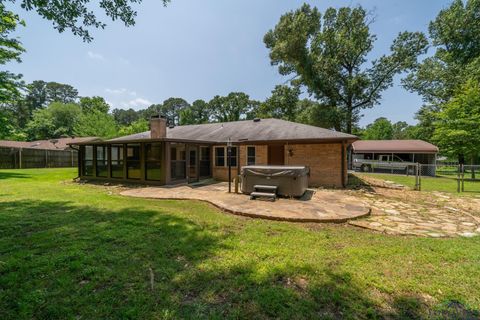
top-left (120, 182), bottom-right (371, 223)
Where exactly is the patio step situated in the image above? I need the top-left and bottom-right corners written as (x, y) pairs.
top-left (250, 191), bottom-right (277, 201)
top-left (253, 185), bottom-right (278, 193)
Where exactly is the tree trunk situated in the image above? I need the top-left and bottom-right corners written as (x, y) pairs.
top-left (346, 104), bottom-right (353, 134)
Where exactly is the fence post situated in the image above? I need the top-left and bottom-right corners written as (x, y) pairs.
top-left (415, 163), bottom-right (419, 191)
top-left (418, 163), bottom-right (421, 191)
top-left (457, 164), bottom-right (461, 193)
top-left (461, 164), bottom-right (465, 192)
top-left (19, 148), bottom-right (22, 169)
top-left (71, 150), bottom-right (74, 167)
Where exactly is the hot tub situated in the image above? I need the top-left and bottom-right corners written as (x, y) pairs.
top-left (241, 165), bottom-right (310, 197)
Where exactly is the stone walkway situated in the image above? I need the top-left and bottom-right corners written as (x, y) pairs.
top-left (118, 177), bottom-right (480, 238)
top-left (120, 182), bottom-right (370, 223)
top-left (346, 176), bottom-right (480, 238)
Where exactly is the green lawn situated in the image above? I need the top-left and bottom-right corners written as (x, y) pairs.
top-left (357, 172), bottom-right (480, 194)
top-left (1, 169), bottom-right (479, 319)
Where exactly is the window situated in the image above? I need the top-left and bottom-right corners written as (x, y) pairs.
top-left (247, 146), bottom-right (256, 165)
top-left (170, 143), bottom-right (186, 180)
top-left (96, 145), bottom-right (108, 177)
top-left (83, 145), bottom-right (94, 176)
top-left (215, 146), bottom-right (237, 167)
top-left (145, 143), bottom-right (162, 181)
top-left (126, 144), bottom-right (141, 179)
top-left (111, 145), bottom-right (124, 179)
top-left (215, 147), bottom-right (225, 167)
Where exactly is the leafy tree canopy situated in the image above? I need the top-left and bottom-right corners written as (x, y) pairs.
top-left (118, 118), bottom-right (149, 137)
top-left (264, 4), bottom-right (428, 133)
top-left (10, 0), bottom-right (170, 42)
top-left (433, 79), bottom-right (480, 163)
top-left (74, 110), bottom-right (117, 138)
top-left (113, 108), bottom-right (140, 126)
top-left (160, 97), bottom-right (190, 125)
top-left (25, 102), bottom-right (82, 140)
top-left (179, 99), bottom-right (210, 125)
top-left (361, 117), bottom-right (394, 140)
top-left (0, 3), bottom-right (25, 104)
top-left (295, 100), bottom-right (342, 131)
top-left (257, 85), bottom-right (300, 121)
top-left (208, 92), bottom-right (259, 122)
top-left (79, 96), bottom-right (110, 114)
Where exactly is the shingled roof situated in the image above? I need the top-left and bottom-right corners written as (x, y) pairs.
top-left (0, 137), bottom-right (99, 150)
top-left (352, 140), bottom-right (439, 153)
top-left (108, 118), bottom-right (357, 143)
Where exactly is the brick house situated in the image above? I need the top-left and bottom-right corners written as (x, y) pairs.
top-left (72, 117), bottom-right (357, 188)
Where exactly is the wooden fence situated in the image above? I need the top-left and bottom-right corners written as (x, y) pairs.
top-left (0, 147), bottom-right (78, 169)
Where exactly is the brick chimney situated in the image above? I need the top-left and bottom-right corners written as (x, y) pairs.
top-left (150, 115), bottom-right (167, 139)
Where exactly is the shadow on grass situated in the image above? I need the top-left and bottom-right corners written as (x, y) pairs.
top-left (347, 173), bottom-right (376, 193)
top-left (0, 199), bottom-right (478, 319)
top-left (0, 171), bottom-right (32, 180)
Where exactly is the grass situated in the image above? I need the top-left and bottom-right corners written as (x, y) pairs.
top-left (356, 172), bottom-right (480, 194)
top-left (0, 168), bottom-right (479, 319)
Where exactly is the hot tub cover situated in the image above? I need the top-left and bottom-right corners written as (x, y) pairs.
top-left (241, 165), bottom-right (310, 177)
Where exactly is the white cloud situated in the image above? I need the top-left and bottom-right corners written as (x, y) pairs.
top-left (105, 88), bottom-right (137, 96)
top-left (128, 98), bottom-right (152, 108)
top-left (87, 51), bottom-right (105, 61)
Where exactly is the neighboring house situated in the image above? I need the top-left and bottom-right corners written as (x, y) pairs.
top-left (72, 117), bottom-right (357, 187)
top-left (351, 140), bottom-right (439, 167)
top-left (0, 137), bottom-right (99, 169)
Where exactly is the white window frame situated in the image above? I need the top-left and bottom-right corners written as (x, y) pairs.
top-left (246, 145), bottom-right (256, 166)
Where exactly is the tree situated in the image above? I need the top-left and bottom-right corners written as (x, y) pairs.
top-left (74, 110), bottom-right (117, 138)
top-left (0, 3), bottom-right (25, 104)
top-left (118, 118), bottom-right (149, 137)
top-left (79, 96), bottom-right (110, 114)
top-left (295, 100), bottom-right (342, 131)
top-left (44, 82), bottom-right (78, 103)
top-left (264, 4), bottom-right (428, 133)
top-left (25, 102), bottom-right (82, 140)
top-left (433, 80), bottom-right (480, 166)
top-left (257, 85), bottom-right (300, 121)
top-left (208, 92), bottom-right (259, 122)
top-left (362, 117), bottom-right (394, 140)
top-left (404, 0), bottom-right (480, 106)
top-left (113, 108), bottom-right (140, 126)
top-left (402, 0), bottom-right (480, 144)
top-left (11, 0), bottom-right (170, 42)
top-left (392, 121), bottom-right (415, 140)
top-left (179, 99), bottom-right (210, 125)
top-left (160, 98), bottom-right (190, 125)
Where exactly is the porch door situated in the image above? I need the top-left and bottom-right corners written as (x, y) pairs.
top-left (268, 145), bottom-right (285, 165)
top-left (188, 146), bottom-right (198, 182)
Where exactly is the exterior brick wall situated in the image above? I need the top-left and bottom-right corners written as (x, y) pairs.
top-left (212, 143), bottom-right (347, 188)
top-left (285, 143), bottom-right (345, 188)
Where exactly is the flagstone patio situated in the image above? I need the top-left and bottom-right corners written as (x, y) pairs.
top-left (120, 182), bottom-right (370, 223)
top-left (119, 179), bottom-right (480, 238)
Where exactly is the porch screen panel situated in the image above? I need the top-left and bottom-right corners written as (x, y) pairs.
top-left (83, 145), bottom-right (94, 176)
top-left (145, 143), bottom-right (162, 181)
top-left (200, 146), bottom-right (211, 177)
top-left (170, 143), bottom-right (186, 181)
top-left (96, 146), bottom-right (108, 177)
top-left (111, 145), bottom-right (124, 179)
top-left (126, 144), bottom-right (141, 179)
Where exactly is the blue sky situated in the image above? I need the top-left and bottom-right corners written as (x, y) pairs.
top-left (7, 0), bottom-right (452, 126)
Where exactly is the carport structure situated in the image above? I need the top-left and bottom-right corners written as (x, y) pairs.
top-left (351, 140), bottom-right (439, 174)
